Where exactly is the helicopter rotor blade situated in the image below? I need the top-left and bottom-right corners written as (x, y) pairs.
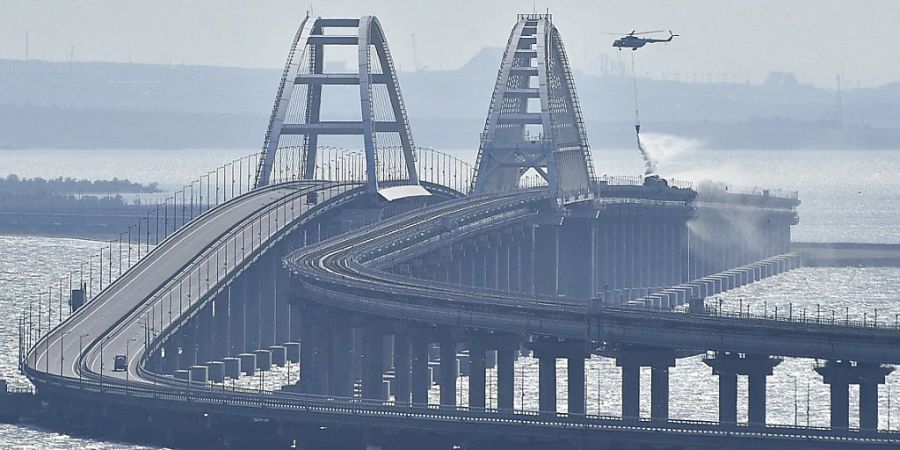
top-left (631, 30), bottom-right (667, 36)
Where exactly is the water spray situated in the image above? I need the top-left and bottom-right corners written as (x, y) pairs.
top-left (630, 51), bottom-right (656, 176)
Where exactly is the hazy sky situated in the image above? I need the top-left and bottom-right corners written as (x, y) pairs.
top-left (3, 0), bottom-right (899, 88)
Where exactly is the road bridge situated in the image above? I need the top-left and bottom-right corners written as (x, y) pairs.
top-left (18, 12), bottom-right (897, 450)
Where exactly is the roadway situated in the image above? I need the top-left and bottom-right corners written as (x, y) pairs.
top-left (28, 180), bottom-right (362, 385)
top-left (286, 191), bottom-right (900, 363)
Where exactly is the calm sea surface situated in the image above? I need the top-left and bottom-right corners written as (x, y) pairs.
top-left (1, 147), bottom-right (899, 447)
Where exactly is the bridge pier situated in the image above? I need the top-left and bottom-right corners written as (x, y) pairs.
top-left (213, 291), bottom-right (230, 359)
top-left (410, 339), bottom-right (430, 405)
top-left (328, 313), bottom-right (353, 397)
top-left (275, 247), bottom-right (293, 345)
top-left (558, 219), bottom-right (593, 300)
top-left (468, 340), bottom-right (487, 409)
top-left (361, 326), bottom-right (386, 400)
top-left (393, 332), bottom-right (411, 404)
top-left (195, 303), bottom-right (215, 364)
top-left (229, 278), bottom-right (246, 355)
top-left (531, 339), bottom-right (588, 414)
top-left (815, 360), bottom-right (894, 431)
top-left (704, 352), bottom-right (781, 427)
top-left (259, 253), bottom-right (277, 350)
top-left (439, 339), bottom-right (458, 407)
top-left (244, 266), bottom-right (261, 353)
top-left (532, 225), bottom-right (558, 296)
top-left (614, 347), bottom-right (676, 421)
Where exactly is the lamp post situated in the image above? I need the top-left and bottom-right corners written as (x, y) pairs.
top-left (59, 331), bottom-right (70, 376)
top-left (78, 333), bottom-right (89, 383)
top-left (125, 338), bottom-right (137, 382)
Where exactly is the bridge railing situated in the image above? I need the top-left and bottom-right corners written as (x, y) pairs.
top-left (264, 145), bottom-right (475, 195)
top-left (17, 150), bottom-right (311, 379)
top-left (696, 180), bottom-right (799, 201)
top-left (132, 182), bottom-right (364, 367)
top-left (597, 175), bottom-right (695, 190)
top-left (702, 300), bottom-right (900, 331)
top-left (27, 366), bottom-right (900, 442)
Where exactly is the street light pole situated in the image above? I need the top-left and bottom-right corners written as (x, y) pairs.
top-left (78, 333), bottom-right (89, 383)
top-left (59, 331), bottom-right (69, 376)
top-left (126, 338), bottom-right (136, 382)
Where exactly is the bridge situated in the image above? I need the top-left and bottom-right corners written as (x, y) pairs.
top-left (19, 13), bottom-right (900, 450)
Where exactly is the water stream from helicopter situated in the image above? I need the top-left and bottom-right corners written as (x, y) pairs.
top-left (631, 51), bottom-right (656, 176)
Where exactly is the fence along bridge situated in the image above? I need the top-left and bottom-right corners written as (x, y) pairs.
top-left (21, 13), bottom-right (900, 450)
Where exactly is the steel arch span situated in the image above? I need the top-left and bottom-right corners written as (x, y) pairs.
top-left (471, 13), bottom-right (596, 204)
top-left (254, 15), bottom-right (423, 198)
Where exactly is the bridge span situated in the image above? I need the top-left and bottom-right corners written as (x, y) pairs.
top-left (18, 12), bottom-right (900, 450)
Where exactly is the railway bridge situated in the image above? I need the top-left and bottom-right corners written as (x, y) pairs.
top-left (21, 13), bottom-right (900, 450)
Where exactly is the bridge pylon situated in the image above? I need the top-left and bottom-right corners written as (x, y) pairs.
top-left (471, 14), bottom-right (596, 204)
top-left (254, 15), bottom-right (426, 199)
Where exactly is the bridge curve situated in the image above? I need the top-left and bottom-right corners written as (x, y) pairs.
top-left (16, 11), bottom-right (900, 450)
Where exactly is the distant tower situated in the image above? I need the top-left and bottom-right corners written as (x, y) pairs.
top-left (471, 14), bottom-right (596, 203)
top-left (254, 15), bottom-right (423, 198)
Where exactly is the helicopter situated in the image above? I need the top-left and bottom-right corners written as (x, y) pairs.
top-left (612, 30), bottom-right (678, 51)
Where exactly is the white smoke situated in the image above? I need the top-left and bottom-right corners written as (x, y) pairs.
top-left (636, 132), bottom-right (703, 176)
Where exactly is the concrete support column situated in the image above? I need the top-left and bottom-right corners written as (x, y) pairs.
top-left (362, 327), bottom-right (385, 400)
top-left (622, 221), bottom-right (636, 289)
top-left (533, 225), bottom-right (558, 296)
top-left (460, 252), bottom-right (474, 286)
top-left (329, 315), bottom-right (353, 398)
top-left (650, 364), bottom-right (670, 421)
top-left (747, 373), bottom-right (768, 426)
top-left (558, 219), bottom-right (594, 299)
top-left (497, 241), bottom-right (510, 291)
top-left (538, 355), bottom-right (557, 413)
top-left (640, 221), bottom-right (652, 288)
top-left (194, 304), bottom-right (215, 363)
top-left (705, 352), bottom-right (782, 428)
top-left (468, 342), bottom-right (486, 409)
top-left (259, 256), bottom-right (277, 349)
top-left (244, 266), bottom-right (261, 352)
top-left (410, 340), bottom-right (430, 405)
top-left (439, 340), bottom-right (457, 407)
top-left (829, 380), bottom-right (851, 430)
top-left (860, 381), bottom-right (879, 431)
top-left (229, 280), bottom-right (245, 355)
top-left (473, 246), bottom-right (487, 289)
top-left (273, 250), bottom-right (291, 345)
top-left (620, 361), bottom-right (640, 420)
top-left (393, 333), bottom-right (411, 405)
top-left (816, 360), bottom-right (893, 431)
top-left (717, 370), bottom-right (738, 425)
top-left (485, 242), bottom-right (498, 290)
top-left (508, 237), bottom-right (521, 292)
top-left (568, 355), bottom-right (586, 415)
top-left (449, 249), bottom-right (463, 285)
top-left (497, 348), bottom-right (515, 411)
top-left (213, 292), bottom-right (230, 359)
top-left (617, 348), bottom-right (676, 421)
top-left (520, 227), bottom-right (535, 294)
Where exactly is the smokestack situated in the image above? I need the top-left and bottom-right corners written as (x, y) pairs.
top-left (25, 31), bottom-right (29, 59)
